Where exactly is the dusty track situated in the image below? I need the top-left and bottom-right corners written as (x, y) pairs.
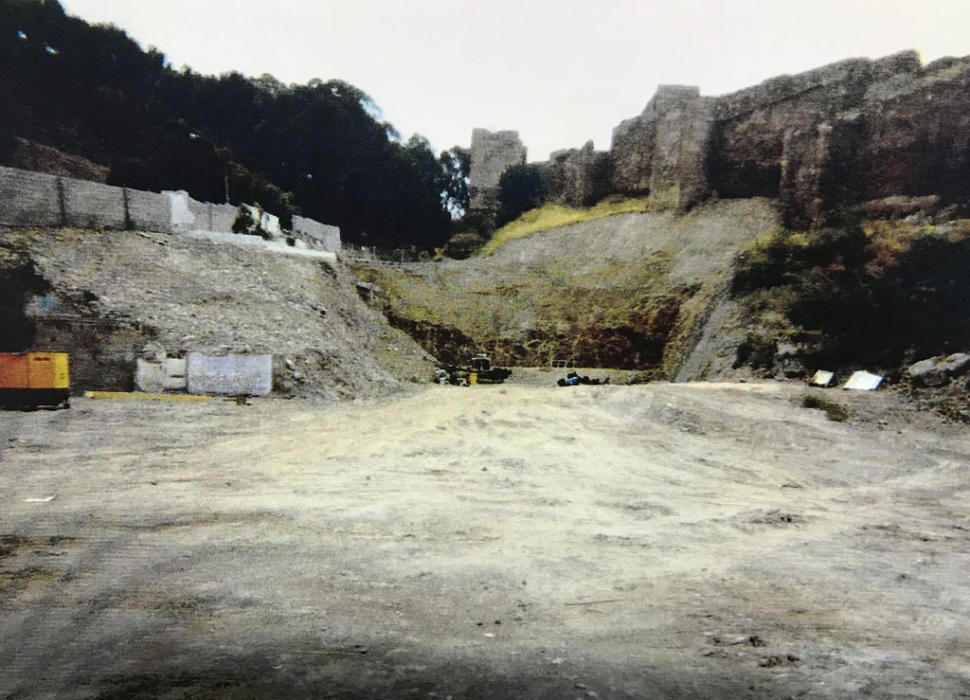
top-left (1, 383), bottom-right (968, 698)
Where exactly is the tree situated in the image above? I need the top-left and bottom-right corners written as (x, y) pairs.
top-left (497, 163), bottom-right (546, 226)
top-left (438, 146), bottom-right (469, 219)
top-left (0, 1), bottom-right (457, 247)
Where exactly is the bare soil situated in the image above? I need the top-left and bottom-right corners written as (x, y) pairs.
top-left (1, 382), bottom-right (969, 699)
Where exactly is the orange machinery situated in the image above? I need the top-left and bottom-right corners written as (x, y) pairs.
top-left (0, 352), bottom-right (71, 409)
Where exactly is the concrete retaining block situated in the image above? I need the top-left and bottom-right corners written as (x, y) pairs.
top-left (187, 353), bottom-right (273, 396)
top-left (135, 359), bottom-right (164, 393)
top-left (126, 187), bottom-right (171, 232)
top-left (62, 177), bottom-right (127, 229)
top-left (0, 166), bottom-right (62, 226)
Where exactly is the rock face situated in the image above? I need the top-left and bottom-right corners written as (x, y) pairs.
top-left (906, 353), bottom-right (970, 387)
top-left (611, 86), bottom-right (716, 210)
top-left (467, 129), bottom-right (526, 212)
top-left (542, 141), bottom-right (612, 207)
top-left (636, 51), bottom-right (969, 225)
top-left (469, 51), bottom-right (970, 227)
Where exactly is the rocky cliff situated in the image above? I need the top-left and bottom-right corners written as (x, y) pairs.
top-left (471, 51), bottom-right (970, 227)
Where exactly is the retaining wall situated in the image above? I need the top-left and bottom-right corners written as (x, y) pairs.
top-left (293, 215), bottom-right (342, 252)
top-left (61, 178), bottom-right (129, 230)
top-left (0, 166), bottom-right (341, 251)
top-left (0, 166), bottom-right (63, 227)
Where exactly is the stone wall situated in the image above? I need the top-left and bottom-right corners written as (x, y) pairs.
top-left (28, 314), bottom-right (155, 392)
top-left (467, 51), bottom-right (969, 228)
top-left (468, 129), bottom-right (526, 212)
top-left (606, 50), bottom-right (970, 225)
top-left (0, 166), bottom-right (341, 249)
top-left (607, 86), bottom-right (717, 209)
top-left (0, 166), bottom-right (62, 227)
top-left (542, 141), bottom-right (612, 207)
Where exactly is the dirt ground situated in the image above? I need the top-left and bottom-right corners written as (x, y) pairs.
top-left (1, 381), bottom-right (969, 699)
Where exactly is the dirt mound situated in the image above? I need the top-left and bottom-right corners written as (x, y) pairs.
top-left (1, 228), bottom-right (435, 399)
top-left (7, 138), bottom-right (110, 183)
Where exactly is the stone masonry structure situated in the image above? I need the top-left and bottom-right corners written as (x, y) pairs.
top-left (467, 129), bottom-right (526, 212)
top-left (469, 51), bottom-right (970, 228)
top-left (540, 141), bottom-right (612, 208)
top-left (0, 166), bottom-right (342, 252)
top-left (612, 85), bottom-right (716, 210)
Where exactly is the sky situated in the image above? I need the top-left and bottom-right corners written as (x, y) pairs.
top-left (61, 0), bottom-right (969, 162)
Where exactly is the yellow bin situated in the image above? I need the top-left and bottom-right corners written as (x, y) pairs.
top-left (0, 352), bottom-right (70, 408)
top-left (469, 372), bottom-right (478, 386)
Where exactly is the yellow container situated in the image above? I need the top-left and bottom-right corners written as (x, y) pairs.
top-left (469, 372), bottom-right (478, 386)
top-left (26, 353), bottom-right (70, 389)
top-left (0, 352), bottom-right (70, 409)
top-left (0, 352), bottom-right (70, 388)
top-left (0, 353), bottom-right (29, 388)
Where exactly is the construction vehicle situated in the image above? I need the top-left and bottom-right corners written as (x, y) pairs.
top-left (436, 353), bottom-right (512, 386)
top-left (0, 352), bottom-right (71, 409)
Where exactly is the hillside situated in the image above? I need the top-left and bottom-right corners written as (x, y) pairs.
top-left (351, 196), bottom-right (970, 412)
top-left (0, 0), bottom-right (459, 247)
top-left (353, 199), bottom-right (778, 379)
top-left (0, 227), bottom-right (434, 399)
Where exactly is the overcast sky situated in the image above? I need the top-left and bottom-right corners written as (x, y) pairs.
top-left (61, 0), bottom-right (969, 161)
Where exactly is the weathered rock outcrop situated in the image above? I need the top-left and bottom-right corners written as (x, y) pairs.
top-left (541, 141), bottom-right (612, 207)
top-left (469, 51), bottom-right (970, 228)
top-left (611, 86), bottom-right (716, 210)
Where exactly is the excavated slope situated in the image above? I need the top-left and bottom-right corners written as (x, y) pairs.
top-left (354, 198), bottom-right (778, 378)
top-left (0, 228), bottom-right (435, 399)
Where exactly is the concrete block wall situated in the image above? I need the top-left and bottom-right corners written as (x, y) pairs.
top-left (1, 165), bottom-right (339, 244)
top-left (187, 353), bottom-right (273, 396)
top-left (293, 215), bottom-right (341, 252)
top-left (208, 202), bottom-right (239, 233)
top-left (0, 166), bottom-right (62, 226)
top-left (169, 190), bottom-right (237, 234)
top-left (61, 178), bottom-right (129, 230)
top-left (125, 186), bottom-right (171, 232)
top-left (167, 191), bottom-right (198, 232)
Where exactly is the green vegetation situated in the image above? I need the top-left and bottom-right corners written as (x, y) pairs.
top-left (354, 241), bottom-right (705, 375)
top-left (496, 163), bottom-right (548, 228)
top-left (0, 0), bottom-right (466, 248)
top-left (480, 198), bottom-right (651, 255)
top-left (732, 219), bottom-right (970, 371)
top-left (801, 393), bottom-right (851, 422)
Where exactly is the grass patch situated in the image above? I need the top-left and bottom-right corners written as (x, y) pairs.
top-left (801, 393), bottom-right (851, 422)
top-left (480, 197), bottom-right (650, 255)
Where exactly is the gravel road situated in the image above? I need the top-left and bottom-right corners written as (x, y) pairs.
top-left (2, 382), bottom-right (968, 698)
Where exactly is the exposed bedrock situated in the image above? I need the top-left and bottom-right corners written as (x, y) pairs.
top-left (471, 51), bottom-right (970, 227)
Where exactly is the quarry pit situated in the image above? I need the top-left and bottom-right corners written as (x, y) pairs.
top-left (2, 381), bottom-right (969, 699)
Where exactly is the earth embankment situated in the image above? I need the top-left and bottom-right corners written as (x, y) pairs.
top-left (353, 199), bottom-right (778, 379)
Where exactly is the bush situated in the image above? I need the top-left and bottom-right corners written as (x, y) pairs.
top-left (732, 222), bottom-right (970, 371)
top-left (801, 393), bottom-right (851, 422)
top-left (497, 164), bottom-right (547, 227)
